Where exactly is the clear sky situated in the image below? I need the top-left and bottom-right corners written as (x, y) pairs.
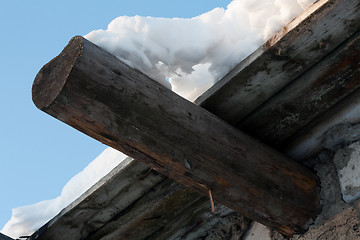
top-left (0, 0), bottom-right (231, 229)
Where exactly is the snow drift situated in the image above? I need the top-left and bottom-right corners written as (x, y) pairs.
top-left (85, 0), bottom-right (313, 101)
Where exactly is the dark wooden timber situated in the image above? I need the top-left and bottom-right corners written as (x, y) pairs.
top-left (29, 1), bottom-right (360, 238)
top-left (0, 233), bottom-right (14, 240)
top-left (30, 157), bottom-right (248, 240)
top-left (30, 158), bottom-right (208, 240)
top-left (239, 30), bottom-right (360, 148)
top-left (284, 83), bottom-right (360, 161)
top-left (196, 0), bottom-right (360, 125)
top-left (32, 36), bottom-right (320, 235)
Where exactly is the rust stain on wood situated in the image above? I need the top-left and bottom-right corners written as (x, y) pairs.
top-left (277, 164), bottom-right (320, 196)
top-left (279, 225), bottom-right (295, 237)
top-left (215, 176), bottom-right (232, 188)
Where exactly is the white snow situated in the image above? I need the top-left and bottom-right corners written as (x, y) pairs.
top-left (1, 148), bottom-right (127, 238)
top-left (1, 0), bottom-right (314, 238)
top-left (85, 0), bottom-right (313, 101)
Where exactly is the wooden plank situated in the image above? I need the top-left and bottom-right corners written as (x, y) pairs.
top-left (196, 0), bottom-right (360, 125)
top-left (284, 86), bottom-right (360, 161)
top-left (86, 179), bottom-right (206, 240)
top-left (238, 30), bottom-right (360, 147)
top-left (30, 157), bottom-right (247, 240)
top-left (30, 158), bottom-right (165, 239)
top-left (31, 158), bottom-right (212, 240)
top-left (32, 36), bottom-right (320, 235)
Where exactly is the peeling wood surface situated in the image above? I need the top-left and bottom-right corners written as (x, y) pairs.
top-left (32, 36), bottom-right (320, 235)
top-left (197, 0), bottom-right (360, 125)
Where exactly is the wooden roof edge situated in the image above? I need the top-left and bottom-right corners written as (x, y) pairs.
top-left (196, 0), bottom-right (360, 125)
top-left (28, 157), bottom-right (243, 240)
top-left (194, 0), bottom-right (327, 106)
top-left (0, 233), bottom-right (14, 240)
top-left (194, 0), bottom-right (330, 106)
top-left (28, 157), bottom-right (144, 239)
top-left (238, 30), bottom-right (360, 151)
top-left (28, 0), bottom-right (360, 238)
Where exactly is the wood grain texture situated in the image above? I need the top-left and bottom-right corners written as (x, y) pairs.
top-left (197, 0), bottom-right (360, 125)
top-left (32, 36), bottom-right (320, 235)
top-left (239, 31), bottom-right (360, 148)
top-left (30, 158), bottom-right (248, 240)
top-left (284, 85), bottom-right (360, 161)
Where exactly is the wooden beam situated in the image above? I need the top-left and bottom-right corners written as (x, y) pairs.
top-left (284, 85), bottom-right (360, 161)
top-left (239, 30), bottom-right (360, 148)
top-left (30, 157), bottom-right (249, 240)
top-left (32, 36), bottom-right (320, 235)
top-left (30, 158), bottom-right (211, 240)
top-left (196, 0), bottom-right (360, 125)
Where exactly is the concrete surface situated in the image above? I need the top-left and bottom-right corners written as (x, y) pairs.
top-left (242, 222), bottom-right (271, 240)
top-left (334, 141), bottom-right (360, 203)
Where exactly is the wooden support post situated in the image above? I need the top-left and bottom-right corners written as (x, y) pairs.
top-left (32, 36), bottom-right (321, 236)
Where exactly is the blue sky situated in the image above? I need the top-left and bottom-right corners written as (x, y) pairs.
top-left (0, 0), bottom-right (231, 230)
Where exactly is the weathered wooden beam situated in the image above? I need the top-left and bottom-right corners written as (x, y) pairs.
top-left (30, 158), bottom-right (213, 240)
top-left (238, 30), bottom-right (360, 148)
top-left (32, 36), bottom-right (320, 235)
top-left (30, 156), bottom-right (248, 240)
top-left (196, 0), bottom-right (360, 125)
top-left (284, 84), bottom-right (360, 161)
